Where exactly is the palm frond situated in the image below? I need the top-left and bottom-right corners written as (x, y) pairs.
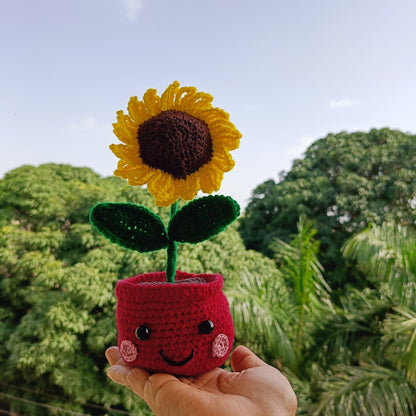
top-left (343, 222), bottom-right (416, 308)
top-left (308, 288), bottom-right (393, 367)
top-left (310, 363), bottom-right (416, 416)
top-left (270, 216), bottom-right (332, 368)
top-left (226, 269), bottom-right (297, 369)
top-left (383, 305), bottom-right (416, 384)
top-left (282, 365), bottom-right (317, 416)
top-left (271, 216), bottom-right (331, 307)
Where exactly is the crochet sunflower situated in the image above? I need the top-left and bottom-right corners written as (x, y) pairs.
top-left (90, 81), bottom-right (241, 282)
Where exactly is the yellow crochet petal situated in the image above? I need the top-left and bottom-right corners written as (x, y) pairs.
top-left (200, 108), bottom-right (241, 150)
top-left (160, 81), bottom-right (180, 111)
top-left (174, 175), bottom-right (199, 201)
top-left (112, 111), bottom-right (137, 145)
top-left (198, 164), bottom-right (223, 194)
top-left (127, 165), bottom-right (155, 186)
top-left (211, 147), bottom-right (235, 172)
top-left (200, 107), bottom-right (230, 123)
top-left (147, 172), bottom-right (176, 207)
top-left (127, 96), bottom-right (152, 124)
top-left (174, 86), bottom-right (196, 108)
top-left (191, 92), bottom-right (214, 110)
top-left (174, 86), bottom-right (197, 110)
top-left (109, 144), bottom-right (139, 165)
top-left (179, 91), bottom-right (214, 114)
top-left (114, 166), bottom-right (129, 179)
top-left (142, 88), bottom-right (161, 116)
top-left (214, 134), bottom-right (240, 151)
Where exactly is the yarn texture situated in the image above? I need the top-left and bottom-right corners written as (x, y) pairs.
top-left (89, 81), bottom-right (241, 376)
top-left (90, 202), bottom-right (168, 252)
top-left (116, 271), bottom-right (234, 375)
top-left (138, 110), bottom-right (213, 179)
top-left (110, 81), bottom-right (241, 207)
top-left (169, 195), bottom-right (240, 243)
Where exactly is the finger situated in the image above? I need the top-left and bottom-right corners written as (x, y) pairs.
top-left (230, 345), bottom-right (267, 372)
top-left (107, 364), bottom-right (150, 396)
top-left (107, 364), bottom-right (132, 388)
top-left (105, 346), bottom-right (152, 398)
top-left (105, 346), bottom-right (122, 365)
top-left (105, 348), bottom-right (203, 414)
top-left (107, 361), bottom-right (193, 411)
top-left (135, 372), bottom-right (199, 414)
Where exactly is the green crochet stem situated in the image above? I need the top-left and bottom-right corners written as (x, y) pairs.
top-left (166, 202), bottom-right (178, 283)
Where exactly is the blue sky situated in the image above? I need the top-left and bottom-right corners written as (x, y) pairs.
top-left (2, 0), bottom-right (415, 208)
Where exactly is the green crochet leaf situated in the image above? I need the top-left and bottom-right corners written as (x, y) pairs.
top-left (168, 195), bottom-right (240, 244)
top-left (90, 203), bottom-right (168, 252)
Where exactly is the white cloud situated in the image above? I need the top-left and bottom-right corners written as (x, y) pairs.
top-left (119, 0), bottom-right (144, 21)
top-left (329, 99), bottom-right (359, 109)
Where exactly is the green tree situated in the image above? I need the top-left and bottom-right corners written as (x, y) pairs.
top-left (228, 217), bottom-right (332, 378)
top-left (306, 222), bottom-right (416, 415)
top-left (0, 164), bottom-right (279, 415)
top-left (270, 216), bottom-right (331, 371)
top-left (239, 128), bottom-right (416, 287)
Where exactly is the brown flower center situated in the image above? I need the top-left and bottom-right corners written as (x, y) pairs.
top-left (138, 110), bottom-right (213, 180)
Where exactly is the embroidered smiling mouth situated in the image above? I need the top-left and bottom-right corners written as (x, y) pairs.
top-left (159, 349), bottom-right (194, 366)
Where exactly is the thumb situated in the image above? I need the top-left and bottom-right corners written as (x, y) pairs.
top-left (230, 345), bottom-right (267, 372)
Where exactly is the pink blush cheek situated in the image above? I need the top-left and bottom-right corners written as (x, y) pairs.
top-left (120, 340), bottom-right (138, 362)
top-left (212, 333), bottom-right (229, 358)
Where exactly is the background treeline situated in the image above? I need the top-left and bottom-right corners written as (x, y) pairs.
top-left (1, 127), bottom-right (415, 415)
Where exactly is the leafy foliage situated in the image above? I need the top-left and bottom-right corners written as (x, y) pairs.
top-left (343, 221), bottom-right (416, 309)
top-left (0, 164), bottom-right (275, 415)
top-left (229, 218), bottom-right (333, 376)
top-left (240, 128), bottom-right (416, 287)
top-left (2, 163), bottom-right (416, 415)
top-left (310, 364), bottom-right (415, 416)
top-left (308, 288), bottom-right (393, 368)
top-left (304, 222), bottom-right (416, 415)
top-left (270, 217), bottom-right (331, 370)
top-left (227, 269), bottom-right (297, 369)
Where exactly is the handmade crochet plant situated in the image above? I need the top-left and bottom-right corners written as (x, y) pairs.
top-left (90, 81), bottom-right (241, 376)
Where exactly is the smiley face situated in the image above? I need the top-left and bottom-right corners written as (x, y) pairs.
top-left (115, 272), bottom-right (234, 376)
top-left (123, 320), bottom-right (230, 366)
top-left (119, 313), bottom-right (232, 375)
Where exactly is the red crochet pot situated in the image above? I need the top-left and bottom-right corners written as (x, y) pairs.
top-left (115, 270), bottom-right (234, 376)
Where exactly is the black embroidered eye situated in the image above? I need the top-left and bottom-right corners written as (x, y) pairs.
top-left (135, 325), bottom-right (151, 340)
top-left (198, 320), bottom-right (214, 334)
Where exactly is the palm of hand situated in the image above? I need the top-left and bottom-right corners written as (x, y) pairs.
top-left (106, 346), bottom-right (297, 416)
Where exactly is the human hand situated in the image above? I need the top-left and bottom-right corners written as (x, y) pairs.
top-left (106, 345), bottom-right (297, 416)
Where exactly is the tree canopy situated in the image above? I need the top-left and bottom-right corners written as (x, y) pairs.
top-left (306, 222), bottom-right (416, 415)
top-left (2, 162), bottom-right (415, 415)
top-left (0, 163), bottom-right (278, 415)
top-left (239, 128), bottom-right (416, 287)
